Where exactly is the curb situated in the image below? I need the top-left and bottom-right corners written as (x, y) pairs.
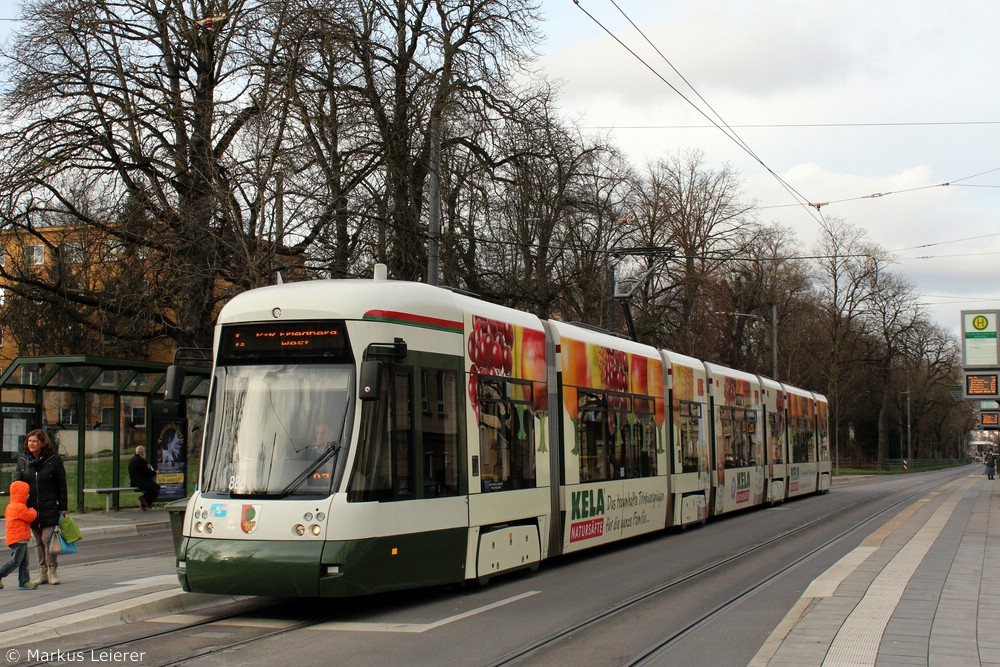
top-left (79, 521), bottom-right (170, 541)
top-left (0, 589), bottom-right (266, 646)
top-left (77, 517), bottom-right (171, 541)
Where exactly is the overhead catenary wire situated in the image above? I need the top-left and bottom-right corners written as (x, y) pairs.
top-left (571, 0), bottom-right (825, 227)
top-left (759, 166), bottom-right (1000, 212)
top-left (570, 2), bottom-right (1000, 237)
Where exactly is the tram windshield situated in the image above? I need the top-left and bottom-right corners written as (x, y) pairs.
top-left (201, 364), bottom-right (355, 497)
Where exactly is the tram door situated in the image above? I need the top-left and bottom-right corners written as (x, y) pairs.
top-left (353, 353), bottom-right (466, 502)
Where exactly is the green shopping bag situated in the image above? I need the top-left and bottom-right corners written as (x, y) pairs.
top-left (59, 514), bottom-right (82, 543)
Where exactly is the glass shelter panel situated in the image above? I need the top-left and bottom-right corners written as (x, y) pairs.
top-left (49, 365), bottom-right (100, 389)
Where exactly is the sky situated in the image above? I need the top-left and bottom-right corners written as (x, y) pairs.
top-left (0, 1), bottom-right (997, 338)
top-left (535, 0), bottom-right (1000, 338)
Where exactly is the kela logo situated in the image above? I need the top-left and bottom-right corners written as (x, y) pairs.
top-left (569, 489), bottom-right (605, 543)
top-left (571, 488), bottom-right (605, 519)
top-left (734, 470), bottom-right (752, 503)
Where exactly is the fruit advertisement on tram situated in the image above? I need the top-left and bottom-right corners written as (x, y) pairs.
top-left (706, 364), bottom-right (765, 515)
top-left (785, 387), bottom-right (818, 497)
top-left (547, 321), bottom-right (668, 554)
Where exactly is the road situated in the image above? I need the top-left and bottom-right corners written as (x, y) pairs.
top-left (8, 469), bottom-right (968, 667)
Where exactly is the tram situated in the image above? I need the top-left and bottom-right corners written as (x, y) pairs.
top-left (173, 267), bottom-right (831, 597)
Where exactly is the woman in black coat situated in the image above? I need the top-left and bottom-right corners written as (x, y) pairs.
top-left (15, 429), bottom-right (68, 585)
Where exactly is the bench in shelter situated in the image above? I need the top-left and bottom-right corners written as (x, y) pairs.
top-left (83, 486), bottom-right (140, 512)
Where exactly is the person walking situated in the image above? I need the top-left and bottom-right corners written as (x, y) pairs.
top-left (15, 429), bottom-right (68, 585)
top-left (985, 448), bottom-right (997, 480)
top-left (128, 445), bottom-right (160, 510)
top-left (0, 480), bottom-right (39, 590)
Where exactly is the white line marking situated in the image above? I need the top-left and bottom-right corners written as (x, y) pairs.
top-left (309, 590), bottom-right (541, 633)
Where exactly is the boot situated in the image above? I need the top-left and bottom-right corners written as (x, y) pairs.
top-left (30, 567), bottom-right (48, 585)
top-left (48, 566), bottom-right (60, 585)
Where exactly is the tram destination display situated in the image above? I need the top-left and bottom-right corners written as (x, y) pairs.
top-left (219, 320), bottom-right (351, 363)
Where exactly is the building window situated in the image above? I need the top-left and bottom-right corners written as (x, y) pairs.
top-left (59, 407), bottom-right (78, 425)
top-left (27, 245), bottom-right (44, 266)
top-left (100, 406), bottom-right (116, 429)
top-left (19, 366), bottom-right (39, 385)
top-left (61, 241), bottom-right (84, 264)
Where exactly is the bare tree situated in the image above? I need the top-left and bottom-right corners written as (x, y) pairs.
top-left (0, 0), bottom-right (545, 351)
top-left (331, 0), bottom-right (543, 281)
top-left (636, 150), bottom-right (757, 356)
top-left (0, 0), bottom-right (305, 349)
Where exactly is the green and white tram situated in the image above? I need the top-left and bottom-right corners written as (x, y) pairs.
top-left (174, 269), bottom-right (830, 598)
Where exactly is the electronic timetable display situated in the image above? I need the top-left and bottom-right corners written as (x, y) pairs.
top-left (965, 372), bottom-right (999, 398)
top-left (219, 321), bottom-right (352, 363)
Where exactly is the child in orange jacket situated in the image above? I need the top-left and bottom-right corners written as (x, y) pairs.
top-left (1, 480), bottom-right (39, 590)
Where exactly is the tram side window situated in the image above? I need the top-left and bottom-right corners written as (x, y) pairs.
top-left (629, 397), bottom-right (656, 477)
top-left (677, 401), bottom-right (701, 473)
top-left (746, 415), bottom-right (761, 466)
top-left (611, 399), bottom-right (633, 478)
top-left (768, 413), bottom-right (783, 464)
top-left (421, 368), bottom-right (460, 497)
top-left (577, 391), bottom-right (653, 481)
top-left (477, 376), bottom-right (536, 492)
top-left (790, 418), bottom-right (814, 463)
top-left (720, 408), bottom-right (737, 468)
top-left (578, 391), bottom-right (608, 482)
top-left (818, 421), bottom-right (830, 462)
top-left (348, 367), bottom-right (414, 502)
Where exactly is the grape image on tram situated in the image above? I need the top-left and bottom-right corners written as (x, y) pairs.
top-left (173, 266), bottom-right (830, 597)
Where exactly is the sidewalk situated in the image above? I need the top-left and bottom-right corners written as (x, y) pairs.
top-left (0, 506), bottom-right (255, 647)
top-left (752, 471), bottom-right (1000, 666)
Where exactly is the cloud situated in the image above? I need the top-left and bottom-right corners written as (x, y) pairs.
top-left (536, 0), bottom-right (1000, 333)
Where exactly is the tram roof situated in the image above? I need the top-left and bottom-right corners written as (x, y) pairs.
top-left (217, 278), bottom-right (545, 330)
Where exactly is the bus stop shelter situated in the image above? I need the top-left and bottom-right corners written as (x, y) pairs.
top-left (0, 355), bottom-right (210, 512)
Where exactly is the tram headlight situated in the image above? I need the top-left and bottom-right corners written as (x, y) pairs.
top-left (205, 522), bottom-right (214, 534)
top-left (294, 524), bottom-right (306, 536)
top-left (310, 524), bottom-right (321, 536)
top-left (316, 512), bottom-right (326, 521)
top-left (304, 512), bottom-right (313, 522)
top-left (195, 521), bottom-right (203, 533)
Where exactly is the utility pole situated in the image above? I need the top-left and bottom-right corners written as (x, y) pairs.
top-left (427, 117), bottom-right (441, 286)
top-left (771, 302), bottom-right (778, 381)
top-left (906, 380), bottom-right (912, 462)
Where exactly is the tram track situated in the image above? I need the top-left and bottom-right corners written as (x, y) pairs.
top-left (14, 577), bottom-right (446, 667)
top-left (488, 471), bottom-right (965, 667)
